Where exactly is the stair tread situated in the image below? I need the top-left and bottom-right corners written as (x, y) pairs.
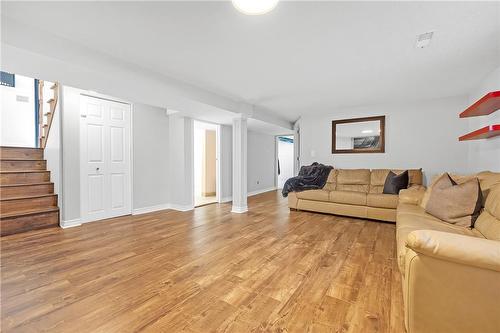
top-left (0, 159), bottom-right (46, 162)
top-left (0, 206), bottom-right (59, 219)
top-left (0, 157), bottom-right (44, 161)
top-left (0, 182), bottom-right (53, 187)
top-left (1, 170), bottom-right (49, 174)
top-left (1, 193), bottom-right (57, 201)
top-left (0, 146), bottom-right (43, 150)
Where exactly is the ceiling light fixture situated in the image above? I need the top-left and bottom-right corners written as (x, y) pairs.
top-left (232, 0), bottom-right (279, 15)
top-left (416, 31), bottom-right (434, 48)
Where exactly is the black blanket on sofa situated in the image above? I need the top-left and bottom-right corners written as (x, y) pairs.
top-left (282, 162), bottom-right (333, 197)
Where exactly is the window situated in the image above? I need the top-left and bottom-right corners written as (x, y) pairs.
top-left (0, 71), bottom-right (15, 87)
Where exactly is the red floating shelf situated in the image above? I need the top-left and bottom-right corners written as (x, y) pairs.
top-left (460, 91), bottom-right (500, 118)
top-left (459, 124), bottom-right (500, 141)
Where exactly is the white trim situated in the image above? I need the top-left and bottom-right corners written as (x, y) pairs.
top-left (220, 196), bottom-right (232, 203)
top-left (248, 187), bottom-right (277, 197)
top-left (132, 203), bottom-right (171, 215)
top-left (169, 203), bottom-right (194, 212)
top-left (231, 205), bottom-right (248, 214)
top-left (60, 218), bottom-right (82, 228)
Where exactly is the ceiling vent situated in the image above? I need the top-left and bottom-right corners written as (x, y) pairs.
top-left (416, 31), bottom-right (434, 48)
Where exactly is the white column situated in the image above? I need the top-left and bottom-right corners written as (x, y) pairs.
top-left (232, 115), bottom-right (248, 213)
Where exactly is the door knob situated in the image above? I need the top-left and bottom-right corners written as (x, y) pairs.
top-left (96, 167), bottom-right (100, 171)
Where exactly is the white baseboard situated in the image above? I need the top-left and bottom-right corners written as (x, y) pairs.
top-left (220, 187), bottom-right (277, 204)
top-left (169, 203), bottom-right (194, 212)
top-left (60, 218), bottom-right (82, 228)
top-left (231, 205), bottom-right (248, 213)
top-left (248, 187), bottom-right (277, 197)
top-left (132, 203), bottom-right (171, 215)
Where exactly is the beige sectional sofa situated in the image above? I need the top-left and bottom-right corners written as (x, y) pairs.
top-left (396, 171), bottom-right (500, 333)
top-left (288, 168), bottom-right (423, 222)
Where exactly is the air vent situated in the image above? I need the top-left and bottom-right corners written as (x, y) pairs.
top-left (16, 95), bottom-right (29, 103)
top-left (416, 31), bottom-right (434, 48)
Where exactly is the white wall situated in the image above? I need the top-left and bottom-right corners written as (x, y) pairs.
top-left (133, 103), bottom-right (170, 211)
top-left (219, 125), bottom-right (233, 201)
top-left (466, 66), bottom-right (500, 172)
top-left (60, 86), bottom-right (82, 222)
top-left (247, 130), bottom-right (276, 193)
top-left (299, 96), bottom-right (470, 184)
top-left (44, 82), bottom-right (61, 206)
top-left (0, 74), bottom-right (35, 147)
top-left (168, 115), bottom-right (194, 210)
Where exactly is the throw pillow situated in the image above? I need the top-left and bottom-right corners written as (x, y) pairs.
top-left (425, 173), bottom-right (483, 227)
top-left (420, 173), bottom-right (453, 209)
top-left (383, 170), bottom-right (409, 194)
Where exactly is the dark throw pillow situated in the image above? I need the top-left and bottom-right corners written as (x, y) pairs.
top-left (383, 170), bottom-right (409, 194)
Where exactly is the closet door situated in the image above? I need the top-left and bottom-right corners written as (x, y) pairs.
top-left (80, 95), bottom-right (131, 223)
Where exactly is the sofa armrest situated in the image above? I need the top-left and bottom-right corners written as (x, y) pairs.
top-left (399, 185), bottom-right (426, 206)
top-left (406, 230), bottom-right (500, 272)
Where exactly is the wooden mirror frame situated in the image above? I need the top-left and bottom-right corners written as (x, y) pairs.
top-left (331, 115), bottom-right (385, 154)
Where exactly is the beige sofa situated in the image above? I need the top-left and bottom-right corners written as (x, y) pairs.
top-left (288, 168), bottom-right (423, 222)
top-left (397, 171), bottom-right (500, 333)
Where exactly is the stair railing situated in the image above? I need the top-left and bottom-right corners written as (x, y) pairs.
top-left (37, 81), bottom-right (59, 148)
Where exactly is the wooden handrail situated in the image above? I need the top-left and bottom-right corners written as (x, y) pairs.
top-left (37, 81), bottom-right (59, 149)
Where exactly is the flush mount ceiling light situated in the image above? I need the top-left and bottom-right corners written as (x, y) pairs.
top-left (416, 31), bottom-right (434, 48)
top-left (232, 0), bottom-right (279, 15)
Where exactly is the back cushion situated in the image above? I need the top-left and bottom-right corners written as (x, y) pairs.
top-left (323, 169), bottom-right (338, 191)
top-left (451, 171), bottom-right (500, 206)
top-left (370, 169), bottom-right (423, 193)
top-left (475, 184), bottom-right (500, 240)
top-left (336, 169), bottom-right (370, 193)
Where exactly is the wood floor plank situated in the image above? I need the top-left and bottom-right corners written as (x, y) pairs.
top-left (1, 191), bottom-right (404, 332)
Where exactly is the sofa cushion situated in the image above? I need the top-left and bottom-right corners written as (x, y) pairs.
top-left (367, 193), bottom-right (399, 209)
top-left (296, 189), bottom-right (329, 201)
top-left (438, 171), bottom-right (500, 205)
top-left (329, 190), bottom-right (367, 205)
top-left (336, 169), bottom-right (370, 193)
top-left (475, 185), bottom-right (500, 240)
top-left (323, 169), bottom-right (338, 191)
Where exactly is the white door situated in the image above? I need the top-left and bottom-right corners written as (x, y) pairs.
top-left (80, 95), bottom-right (131, 223)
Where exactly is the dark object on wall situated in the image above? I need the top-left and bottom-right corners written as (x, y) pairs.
top-left (1, 71), bottom-right (15, 87)
top-left (332, 115), bottom-right (385, 154)
top-left (282, 162), bottom-right (333, 197)
top-left (383, 170), bottom-right (409, 194)
top-left (353, 136), bottom-right (380, 149)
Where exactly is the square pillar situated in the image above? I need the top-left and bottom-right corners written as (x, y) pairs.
top-left (232, 115), bottom-right (248, 213)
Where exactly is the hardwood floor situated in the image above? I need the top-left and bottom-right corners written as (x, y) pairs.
top-left (1, 191), bottom-right (405, 333)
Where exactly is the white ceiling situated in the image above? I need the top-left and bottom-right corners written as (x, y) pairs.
top-left (2, 1), bottom-right (499, 122)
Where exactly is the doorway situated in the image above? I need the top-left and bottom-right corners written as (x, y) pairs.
top-left (80, 95), bottom-right (132, 223)
top-left (194, 121), bottom-right (219, 207)
top-left (276, 135), bottom-right (294, 189)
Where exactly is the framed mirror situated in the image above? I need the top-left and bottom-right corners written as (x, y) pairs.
top-left (332, 115), bottom-right (385, 154)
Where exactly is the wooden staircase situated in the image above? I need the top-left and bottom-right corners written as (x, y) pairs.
top-left (0, 146), bottom-right (59, 236)
top-left (1, 80), bottom-right (61, 236)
